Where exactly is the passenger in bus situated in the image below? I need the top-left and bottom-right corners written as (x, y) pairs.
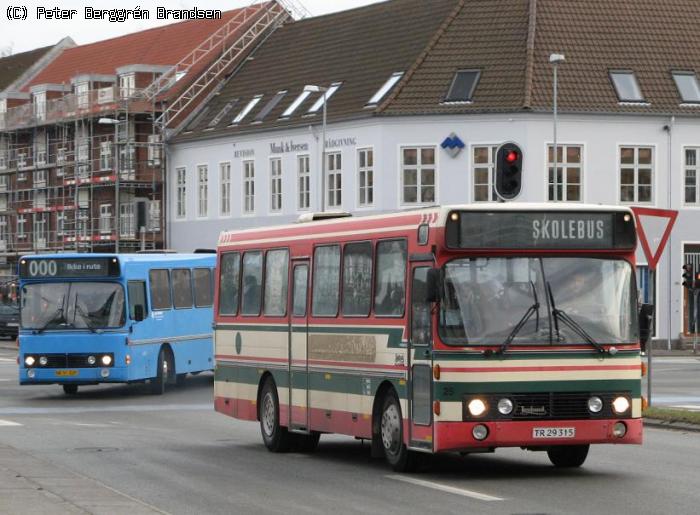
top-left (243, 274), bottom-right (261, 312)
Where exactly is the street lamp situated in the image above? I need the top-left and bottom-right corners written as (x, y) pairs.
top-left (549, 53), bottom-right (565, 202)
top-left (99, 117), bottom-right (121, 252)
top-left (304, 84), bottom-right (329, 212)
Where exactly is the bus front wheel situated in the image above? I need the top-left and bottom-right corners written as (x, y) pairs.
top-left (62, 384), bottom-right (78, 395)
top-left (259, 378), bottom-right (293, 453)
top-left (547, 445), bottom-right (589, 468)
top-left (380, 392), bottom-right (417, 472)
top-left (150, 348), bottom-right (170, 395)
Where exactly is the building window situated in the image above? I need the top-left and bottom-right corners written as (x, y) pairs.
top-left (119, 202), bottom-right (135, 238)
top-left (17, 215), bottom-right (26, 240)
top-left (232, 95), bottom-right (262, 125)
top-left (76, 82), bottom-right (90, 109)
top-left (77, 140), bottom-right (89, 178)
top-left (620, 146), bottom-right (653, 203)
top-left (472, 146), bottom-right (497, 202)
top-left (34, 170), bottom-right (47, 188)
top-left (243, 160), bottom-right (255, 214)
top-left (358, 148), bottom-right (374, 207)
top-left (34, 191), bottom-right (46, 209)
top-left (56, 212), bottom-right (65, 236)
top-left (548, 145), bottom-right (583, 202)
top-left (100, 141), bottom-right (111, 170)
top-left (176, 167), bottom-right (186, 219)
top-left (308, 83), bottom-right (342, 114)
top-left (673, 72), bottom-right (700, 104)
top-left (99, 204), bottom-right (112, 233)
top-left (34, 92), bottom-right (47, 121)
top-left (402, 147), bottom-right (436, 204)
top-left (220, 162), bottom-right (231, 216)
top-left (149, 200), bottom-right (161, 232)
top-left (33, 213), bottom-right (47, 248)
top-left (78, 209), bottom-right (89, 238)
top-left (270, 158), bottom-right (282, 212)
top-left (367, 72), bottom-right (404, 107)
top-left (0, 216), bottom-right (7, 249)
top-left (148, 134), bottom-right (161, 165)
top-left (685, 148), bottom-right (700, 205)
top-left (280, 90), bottom-right (311, 118)
top-left (17, 152), bottom-right (27, 169)
top-left (119, 74), bottom-right (135, 98)
top-left (445, 70), bottom-right (480, 103)
top-left (327, 152), bottom-right (342, 208)
top-left (197, 165), bottom-right (208, 217)
top-left (0, 152), bottom-right (6, 170)
top-left (0, 175), bottom-right (7, 192)
top-left (298, 155), bottom-right (310, 210)
top-left (255, 91), bottom-right (287, 123)
top-left (610, 71), bottom-right (645, 103)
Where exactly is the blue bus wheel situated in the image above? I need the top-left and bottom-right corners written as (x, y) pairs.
top-left (62, 384), bottom-right (78, 395)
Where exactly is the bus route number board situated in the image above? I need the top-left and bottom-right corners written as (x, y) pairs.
top-left (532, 427), bottom-right (576, 439)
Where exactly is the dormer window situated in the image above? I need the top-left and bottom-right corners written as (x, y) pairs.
top-left (75, 82), bottom-right (90, 109)
top-left (119, 73), bottom-right (136, 98)
top-left (445, 70), bottom-right (480, 103)
top-left (34, 92), bottom-right (47, 121)
top-left (367, 72), bottom-right (404, 107)
top-left (307, 83), bottom-right (342, 114)
top-left (280, 90), bottom-right (311, 119)
top-left (673, 72), bottom-right (700, 104)
top-left (232, 95), bottom-right (262, 125)
top-left (610, 71), bottom-right (645, 103)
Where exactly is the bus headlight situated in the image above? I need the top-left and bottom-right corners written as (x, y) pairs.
top-left (497, 398), bottom-right (513, 415)
top-left (468, 398), bottom-right (488, 417)
top-left (39, 356), bottom-right (48, 366)
top-left (87, 355), bottom-right (96, 366)
top-left (612, 396), bottom-right (630, 414)
top-left (24, 356), bottom-right (35, 367)
top-left (588, 396), bottom-right (603, 413)
top-left (101, 355), bottom-right (113, 366)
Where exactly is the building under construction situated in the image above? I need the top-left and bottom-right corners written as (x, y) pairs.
top-left (0, 0), bottom-right (301, 278)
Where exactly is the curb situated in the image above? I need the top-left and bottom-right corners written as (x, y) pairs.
top-left (644, 418), bottom-right (700, 434)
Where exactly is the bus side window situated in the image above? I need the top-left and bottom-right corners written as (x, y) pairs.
top-left (172, 269), bottom-right (193, 309)
top-left (411, 267), bottom-right (432, 346)
top-left (193, 268), bottom-right (213, 308)
top-left (149, 269), bottom-right (172, 310)
top-left (264, 249), bottom-right (289, 317)
top-left (342, 242), bottom-right (372, 316)
top-left (241, 251), bottom-right (263, 316)
top-left (374, 239), bottom-right (407, 317)
top-left (312, 245), bottom-right (341, 317)
top-left (219, 253), bottom-right (240, 315)
top-left (128, 281), bottom-right (148, 322)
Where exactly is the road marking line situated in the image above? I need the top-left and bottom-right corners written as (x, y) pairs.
top-left (0, 419), bottom-right (22, 427)
top-left (0, 358), bottom-right (16, 362)
top-left (671, 405), bottom-right (700, 411)
top-left (386, 475), bottom-right (503, 501)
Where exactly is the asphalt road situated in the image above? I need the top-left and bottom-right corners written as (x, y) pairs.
top-left (1, 347), bottom-right (700, 515)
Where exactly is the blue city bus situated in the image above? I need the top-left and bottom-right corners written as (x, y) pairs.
top-left (17, 253), bottom-right (216, 395)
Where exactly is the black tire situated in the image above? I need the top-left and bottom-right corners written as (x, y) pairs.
top-left (62, 384), bottom-right (78, 395)
top-left (259, 378), bottom-right (293, 452)
top-left (547, 445), bottom-right (590, 468)
top-left (293, 432), bottom-right (321, 453)
top-left (380, 391), bottom-right (417, 472)
top-left (150, 348), bottom-right (169, 395)
top-left (176, 373), bottom-right (187, 387)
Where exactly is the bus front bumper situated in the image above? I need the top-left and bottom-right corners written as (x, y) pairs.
top-left (20, 366), bottom-right (129, 385)
top-left (434, 418), bottom-right (643, 452)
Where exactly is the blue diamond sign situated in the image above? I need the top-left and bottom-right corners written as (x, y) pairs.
top-left (441, 132), bottom-right (465, 158)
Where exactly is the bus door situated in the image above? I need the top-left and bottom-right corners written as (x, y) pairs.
top-left (288, 260), bottom-right (310, 432)
top-left (408, 263), bottom-right (434, 450)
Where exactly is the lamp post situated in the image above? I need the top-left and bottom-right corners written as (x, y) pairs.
top-left (99, 117), bottom-right (121, 252)
top-left (304, 85), bottom-right (329, 212)
top-left (549, 53), bottom-right (565, 202)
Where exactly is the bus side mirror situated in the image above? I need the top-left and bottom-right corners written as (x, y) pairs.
top-left (134, 305), bottom-right (145, 322)
top-left (425, 269), bottom-right (441, 304)
top-left (638, 303), bottom-right (654, 352)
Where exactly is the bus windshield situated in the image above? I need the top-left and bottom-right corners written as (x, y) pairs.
top-left (440, 257), bottom-right (637, 346)
top-left (21, 282), bottom-right (126, 330)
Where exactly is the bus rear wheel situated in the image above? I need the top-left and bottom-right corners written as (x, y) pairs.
top-left (547, 445), bottom-right (590, 468)
top-left (259, 378), bottom-right (293, 453)
top-left (62, 384), bottom-right (78, 395)
top-left (150, 348), bottom-right (170, 395)
top-left (380, 392), bottom-right (417, 472)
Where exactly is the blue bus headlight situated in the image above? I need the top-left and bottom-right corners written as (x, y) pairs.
top-left (24, 356), bottom-right (35, 367)
top-left (87, 355), bottom-right (96, 366)
top-left (39, 356), bottom-right (48, 366)
top-left (101, 355), bottom-right (113, 366)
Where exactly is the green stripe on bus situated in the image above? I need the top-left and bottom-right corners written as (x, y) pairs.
top-left (434, 379), bottom-right (642, 400)
top-left (431, 350), bottom-right (640, 361)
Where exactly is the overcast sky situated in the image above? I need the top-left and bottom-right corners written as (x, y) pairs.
top-left (1, 0), bottom-right (382, 54)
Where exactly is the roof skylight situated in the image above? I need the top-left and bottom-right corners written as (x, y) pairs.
top-left (610, 71), bottom-right (645, 103)
top-left (673, 72), bottom-right (700, 104)
top-left (307, 83), bottom-right (342, 114)
top-left (208, 100), bottom-right (238, 128)
top-left (255, 91), bottom-right (287, 122)
top-left (280, 90), bottom-right (311, 118)
top-left (367, 72), bottom-right (404, 106)
top-left (232, 95), bottom-right (263, 125)
top-left (445, 70), bottom-right (480, 103)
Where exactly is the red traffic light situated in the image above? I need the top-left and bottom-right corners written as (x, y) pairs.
top-left (505, 150), bottom-right (519, 164)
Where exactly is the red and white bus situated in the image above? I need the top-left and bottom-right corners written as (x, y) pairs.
top-left (213, 204), bottom-right (648, 471)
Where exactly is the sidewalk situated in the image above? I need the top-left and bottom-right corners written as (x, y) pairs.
top-left (0, 444), bottom-right (165, 515)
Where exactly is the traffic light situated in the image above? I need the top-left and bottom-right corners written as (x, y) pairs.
top-left (683, 264), bottom-right (695, 289)
top-left (495, 143), bottom-right (523, 200)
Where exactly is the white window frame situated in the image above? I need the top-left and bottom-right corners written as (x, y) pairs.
top-left (297, 154), bottom-right (310, 211)
top-left (326, 152), bottom-right (342, 209)
top-left (17, 151), bottom-right (27, 169)
top-left (308, 83), bottom-right (342, 114)
top-left (400, 145), bottom-right (437, 206)
top-left (280, 91), bottom-right (311, 118)
top-left (619, 145), bottom-right (655, 204)
top-left (34, 91), bottom-right (47, 121)
top-left (220, 162), bottom-right (231, 216)
top-left (149, 200), bottom-right (161, 232)
top-left (367, 72), bottom-right (404, 107)
top-left (546, 143), bottom-right (584, 202)
top-left (76, 82), bottom-right (90, 109)
top-left (119, 74), bottom-right (136, 98)
top-left (357, 147), bottom-right (374, 208)
top-left (243, 160), bottom-right (255, 215)
top-left (33, 213), bottom-right (47, 248)
top-left (99, 203), bottom-right (113, 233)
top-left (34, 169), bottom-right (47, 188)
top-left (17, 215), bottom-right (26, 240)
top-left (56, 212), bottom-right (65, 237)
top-left (232, 95), bottom-right (262, 125)
top-left (100, 141), bottom-right (112, 170)
top-left (119, 202), bottom-right (135, 238)
top-left (684, 147), bottom-right (700, 206)
top-left (0, 175), bottom-right (7, 192)
top-left (471, 144), bottom-right (498, 203)
top-left (197, 164), bottom-right (208, 218)
top-left (270, 157), bottom-right (282, 213)
top-left (0, 215), bottom-right (7, 248)
top-left (34, 190), bottom-right (46, 209)
top-left (176, 167), bottom-right (186, 219)
top-left (148, 134), bottom-right (162, 165)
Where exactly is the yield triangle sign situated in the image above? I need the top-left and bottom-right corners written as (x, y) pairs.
top-left (631, 207), bottom-right (678, 271)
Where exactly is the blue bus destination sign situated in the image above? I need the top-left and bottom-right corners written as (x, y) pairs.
top-left (446, 211), bottom-right (636, 250)
top-left (19, 257), bottom-right (121, 279)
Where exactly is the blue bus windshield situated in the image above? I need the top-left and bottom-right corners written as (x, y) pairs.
top-left (21, 282), bottom-right (125, 330)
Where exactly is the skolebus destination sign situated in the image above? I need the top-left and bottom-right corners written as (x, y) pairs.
top-left (19, 258), bottom-right (121, 279)
top-left (446, 211), bottom-right (636, 250)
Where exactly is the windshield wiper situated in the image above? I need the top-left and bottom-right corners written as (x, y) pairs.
top-left (33, 295), bottom-right (66, 334)
top-left (73, 294), bottom-right (98, 333)
top-left (496, 281), bottom-right (540, 355)
top-left (546, 282), bottom-right (605, 354)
